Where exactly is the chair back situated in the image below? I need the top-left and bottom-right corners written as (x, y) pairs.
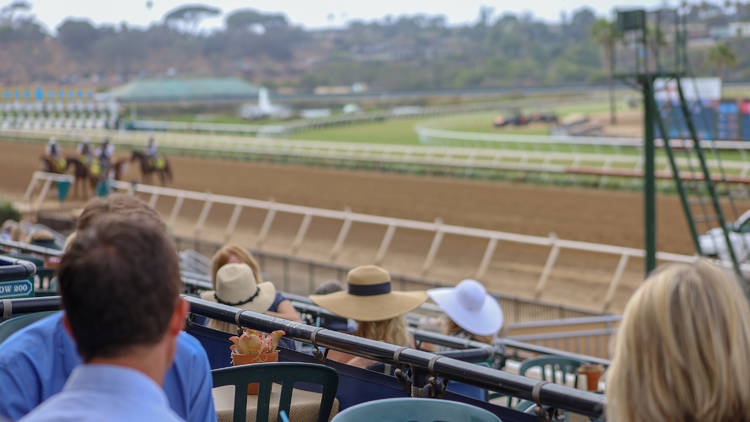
top-left (211, 362), bottom-right (338, 422)
top-left (518, 356), bottom-right (583, 387)
top-left (0, 311), bottom-right (57, 345)
top-left (332, 397), bottom-right (501, 422)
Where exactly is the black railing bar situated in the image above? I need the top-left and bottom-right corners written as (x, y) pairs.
top-left (500, 338), bottom-right (611, 367)
top-left (185, 296), bottom-right (605, 418)
top-left (0, 239), bottom-right (63, 258)
top-left (0, 296), bottom-right (60, 319)
top-left (0, 256), bottom-right (37, 281)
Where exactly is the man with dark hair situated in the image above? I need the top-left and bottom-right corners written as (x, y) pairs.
top-left (22, 216), bottom-right (187, 421)
top-left (0, 196), bottom-right (216, 422)
top-left (75, 193), bottom-right (164, 232)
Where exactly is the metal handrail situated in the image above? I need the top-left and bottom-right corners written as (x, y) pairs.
top-left (0, 295), bottom-right (606, 417)
top-left (0, 256), bottom-right (36, 281)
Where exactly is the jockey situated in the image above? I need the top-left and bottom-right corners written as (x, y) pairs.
top-left (95, 138), bottom-right (114, 167)
top-left (77, 137), bottom-right (93, 164)
top-left (146, 137), bottom-right (163, 169)
top-left (45, 138), bottom-right (65, 171)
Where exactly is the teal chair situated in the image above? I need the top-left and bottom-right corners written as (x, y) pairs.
top-left (211, 362), bottom-right (338, 422)
top-left (518, 356), bottom-right (583, 388)
top-left (0, 311), bottom-right (57, 345)
top-left (331, 398), bottom-right (501, 422)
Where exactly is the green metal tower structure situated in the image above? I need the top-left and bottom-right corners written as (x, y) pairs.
top-left (615, 8), bottom-right (748, 293)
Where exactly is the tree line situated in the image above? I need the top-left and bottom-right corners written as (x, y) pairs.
top-left (0, 1), bottom-right (747, 92)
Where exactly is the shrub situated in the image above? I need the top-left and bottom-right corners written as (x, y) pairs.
top-left (0, 201), bottom-right (21, 223)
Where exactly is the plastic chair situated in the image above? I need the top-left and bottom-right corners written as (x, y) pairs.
top-left (332, 397), bottom-right (501, 422)
top-left (211, 362), bottom-right (339, 422)
top-left (0, 311), bottom-right (57, 345)
top-left (518, 356), bottom-right (583, 387)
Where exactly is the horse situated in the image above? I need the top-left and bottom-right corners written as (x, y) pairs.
top-left (39, 155), bottom-right (68, 174)
top-left (131, 150), bottom-right (172, 185)
top-left (64, 157), bottom-right (93, 198)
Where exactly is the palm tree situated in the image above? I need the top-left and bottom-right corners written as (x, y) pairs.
top-left (707, 42), bottom-right (737, 80)
top-left (591, 19), bottom-right (620, 124)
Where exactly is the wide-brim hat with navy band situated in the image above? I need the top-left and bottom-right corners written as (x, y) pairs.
top-left (201, 263), bottom-right (276, 314)
top-left (310, 265), bottom-right (428, 322)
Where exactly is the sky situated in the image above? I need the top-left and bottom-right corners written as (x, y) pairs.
top-left (14, 0), bottom-right (683, 33)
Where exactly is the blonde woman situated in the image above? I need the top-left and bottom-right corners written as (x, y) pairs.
top-left (211, 244), bottom-right (301, 322)
top-left (310, 265), bottom-right (428, 368)
top-left (607, 260), bottom-right (750, 422)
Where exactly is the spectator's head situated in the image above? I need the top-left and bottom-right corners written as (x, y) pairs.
top-left (200, 263), bottom-right (276, 313)
top-left (310, 265), bottom-right (428, 346)
top-left (76, 194), bottom-right (164, 233)
top-left (428, 279), bottom-right (503, 345)
top-left (313, 280), bottom-right (344, 295)
top-left (58, 215), bottom-right (187, 367)
top-left (211, 244), bottom-right (262, 288)
top-left (607, 260), bottom-right (750, 422)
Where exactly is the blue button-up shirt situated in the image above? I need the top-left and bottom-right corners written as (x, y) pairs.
top-left (0, 312), bottom-right (217, 422)
top-left (20, 364), bottom-right (185, 422)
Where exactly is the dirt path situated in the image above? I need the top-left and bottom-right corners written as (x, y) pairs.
top-left (2, 139), bottom-right (735, 312)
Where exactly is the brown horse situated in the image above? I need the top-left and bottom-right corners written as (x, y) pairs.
top-left (39, 155), bottom-right (68, 174)
top-left (64, 157), bottom-right (93, 198)
top-left (131, 151), bottom-right (172, 185)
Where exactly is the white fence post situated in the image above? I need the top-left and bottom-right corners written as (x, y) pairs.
top-left (23, 172), bottom-right (40, 201)
top-left (475, 238), bottom-right (499, 280)
top-left (374, 224), bottom-right (397, 266)
top-left (291, 214), bottom-right (313, 255)
top-left (535, 234), bottom-right (560, 299)
top-left (168, 195), bottom-right (184, 228)
top-left (256, 199), bottom-right (277, 249)
top-left (329, 208), bottom-right (353, 262)
top-left (224, 204), bottom-right (244, 242)
top-left (34, 178), bottom-right (53, 210)
top-left (194, 197), bottom-right (214, 238)
top-left (421, 218), bottom-right (445, 276)
top-left (602, 254), bottom-right (630, 312)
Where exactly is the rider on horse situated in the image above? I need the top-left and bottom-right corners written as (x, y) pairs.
top-left (146, 137), bottom-right (165, 170)
top-left (92, 138), bottom-right (115, 178)
top-left (77, 137), bottom-right (93, 165)
top-left (45, 138), bottom-right (65, 172)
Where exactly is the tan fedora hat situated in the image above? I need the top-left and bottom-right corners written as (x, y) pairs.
top-left (201, 263), bottom-right (276, 313)
top-left (310, 265), bottom-right (427, 322)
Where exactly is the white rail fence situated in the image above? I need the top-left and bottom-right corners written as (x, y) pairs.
top-left (25, 171), bottom-right (746, 312)
top-left (5, 128), bottom-right (750, 180)
top-left (416, 126), bottom-right (750, 159)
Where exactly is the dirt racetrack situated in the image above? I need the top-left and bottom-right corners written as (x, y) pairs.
top-left (1, 140), bottom-right (738, 312)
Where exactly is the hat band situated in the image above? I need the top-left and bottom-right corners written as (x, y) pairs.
top-left (214, 287), bottom-right (261, 307)
top-left (348, 282), bottom-right (391, 296)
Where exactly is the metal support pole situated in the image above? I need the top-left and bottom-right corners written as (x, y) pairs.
top-left (168, 196), bottom-right (184, 228)
top-left (329, 208), bottom-right (353, 262)
top-left (291, 214), bottom-right (313, 255)
top-left (256, 200), bottom-right (277, 249)
top-left (374, 224), bottom-right (397, 266)
top-left (535, 234), bottom-right (560, 298)
top-left (643, 75), bottom-right (657, 275)
top-left (421, 218), bottom-right (444, 276)
top-left (224, 204), bottom-right (243, 242)
top-left (475, 238), bottom-right (499, 280)
top-left (602, 254), bottom-right (630, 312)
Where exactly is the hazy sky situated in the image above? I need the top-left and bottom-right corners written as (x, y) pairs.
top-left (16, 0), bottom-right (683, 33)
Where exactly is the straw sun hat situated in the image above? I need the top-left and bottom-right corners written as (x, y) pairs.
top-left (428, 279), bottom-right (503, 336)
top-left (201, 263), bottom-right (276, 313)
top-left (310, 265), bottom-right (427, 322)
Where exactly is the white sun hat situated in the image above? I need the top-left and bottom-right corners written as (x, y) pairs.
top-left (201, 263), bottom-right (276, 314)
top-left (427, 279), bottom-right (503, 336)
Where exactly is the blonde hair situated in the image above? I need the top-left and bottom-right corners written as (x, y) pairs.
top-left (355, 316), bottom-right (408, 346)
top-left (607, 260), bottom-right (750, 422)
top-left (211, 244), bottom-right (262, 288)
top-left (443, 316), bottom-right (495, 345)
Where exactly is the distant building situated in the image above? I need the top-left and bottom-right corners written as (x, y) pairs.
top-left (108, 77), bottom-right (259, 104)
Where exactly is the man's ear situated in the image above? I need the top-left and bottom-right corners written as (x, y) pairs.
top-left (169, 298), bottom-right (189, 336)
top-left (62, 313), bottom-right (73, 336)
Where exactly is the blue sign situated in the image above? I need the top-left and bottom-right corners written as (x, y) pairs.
top-left (35, 86), bottom-right (43, 101)
top-left (48, 88), bottom-right (54, 100)
top-left (77, 89), bottom-right (83, 99)
top-left (68, 89), bottom-right (73, 99)
top-left (58, 88), bottom-right (65, 99)
top-left (24, 89), bottom-right (30, 100)
top-left (4, 89), bottom-right (9, 100)
top-left (0, 278), bottom-right (34, 299)
top-left (14, 89), bottom-right (20, 99)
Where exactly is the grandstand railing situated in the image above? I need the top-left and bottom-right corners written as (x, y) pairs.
top-left (0, 295), bottom-right (607, 419)
top-left (24, 171), bottom-right (742, 314)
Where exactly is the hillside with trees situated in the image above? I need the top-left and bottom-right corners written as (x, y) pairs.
top-left (1, 1), bottom-right (749, 92)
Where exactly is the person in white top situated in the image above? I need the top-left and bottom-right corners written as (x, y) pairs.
top-left (77, 138), bottom-right (93, 164)
top-left (94, 138), bottom-right (114, 165)
top-left (45, 138), bottom-right (60, 159)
